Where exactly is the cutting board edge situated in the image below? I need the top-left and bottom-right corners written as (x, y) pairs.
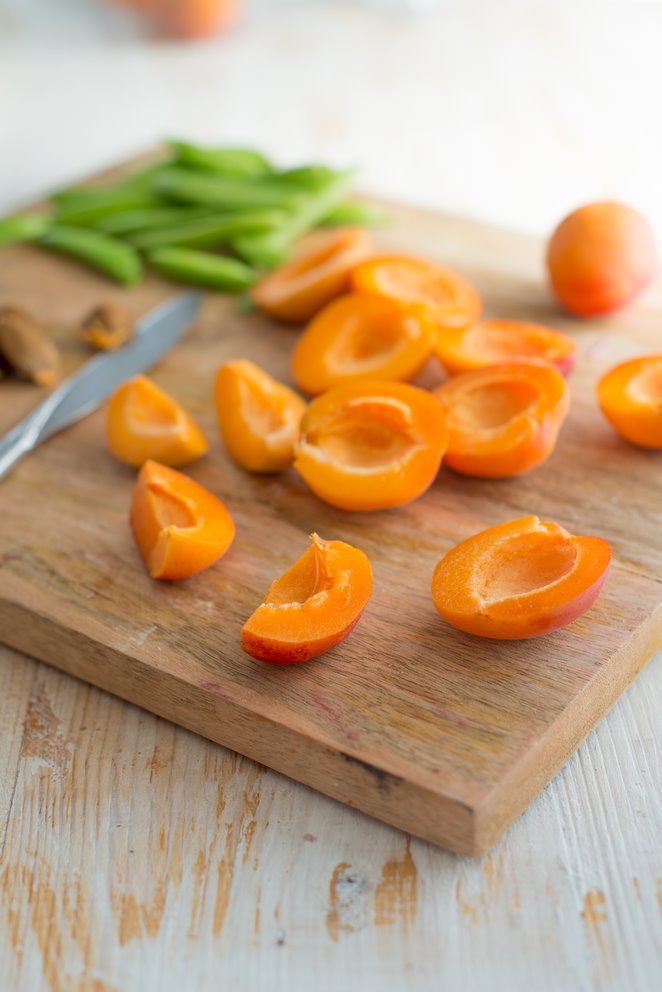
top-left (473, 596), bottom-right (662, 851)
top-left (0, 595), bottom-right (486, 855)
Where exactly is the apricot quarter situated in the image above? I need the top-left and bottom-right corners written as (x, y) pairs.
top-left (252, 228), bottom-right (373, 323)
top-left (431, 515), bottom-right (611, 640)
top-left (435, 319), bottom-right (577, 377)
top-left (241, 534), bottom-right (372, 664)
top-left (433, 362), bottom-right (569, 477)
top-left (291, 293), bottom-right (436, 395)
top-left (350, 254), bottom-right (481, 332)
top-left (547, 202), bottom-right (657, 317)
top-left (130, 460), bottom-right (235, 580)
top-left (597, 354), bottom-right (662, 449)
top-left (106, 375), bottom-right (208, 468)
top-left (294, 380), bottom-right (448, 511)
top-left (215, 359), bottom-right (306, 473)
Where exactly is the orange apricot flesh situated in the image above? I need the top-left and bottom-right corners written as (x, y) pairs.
top-left (241, 533), bottom-right (372, 664)
top-left (547, 202), bottom-right (657, 317)
top-left (435, 319), bottom-right (578, 377)
top-left (433, 362), bottom-right (570, 477)
top-left (130, 460), bottom-right (235, 580)
top-left (252, 228), bottom-right (373, 324)
top-left (350, 254), bottom-right (481, 331)
top-left (294, 380), bottom-right (448, 511)
top-left (597, 354), bottom-right (662, 449)
top-left (215, 359), bottom-right (307, 473)
top-left (106, 375), bottom-right (208, 468)
top-left (431, 515), bottom-right (611, 640)
top-left (291, 293), bottom-right (436, 395)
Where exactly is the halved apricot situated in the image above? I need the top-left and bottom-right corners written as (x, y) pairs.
top-left (294, 380), bottom-right (447, 511)
top-left (431, 515), bottom-right (611, 639)
top-left (597, 354), bottom-right (662, 448)
top-left (106, 375), bottom-right (208, 468)
top-left (291, 293), bottom-right (436, 395)
top-left (350, 254), bottom-right (481, 331)
top-left (215, 359), bottom-right (307, 473)
top-left (435, 319), bottom-right (578, 377)
top-left (251, 228), bottom-right (373, 323)
top-left (130, 460), bottom-right (235, 580)
top-left (432, 362), bottom-right (570, 477)
top-left (241, 533), bottom-right (372, 663)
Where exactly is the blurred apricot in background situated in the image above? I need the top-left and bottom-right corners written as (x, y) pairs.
top-left (111, 0), bottom-right (237, 39)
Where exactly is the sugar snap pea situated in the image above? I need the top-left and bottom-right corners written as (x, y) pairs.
top-left (0, 213), bottom-right (50, 247)
top-left (129, 210), bottom-right (287, 251)
top-left (54, 193), bottom-right (167, 226)
top-left (41, 226), bottom-right (143, 286)
top-left (168, 141), bottom-right (274, 178)
top-left (147, 247), bottom-right (255, 291)
top-left (322, 200), bottom-right (390, 227)
top-left (53, 162), bottom-right (168, 205)
top-left (232, 170), bottom-right (354, 269)
top-left (274, 165), bottom-right (351, 191)
top-left (154, 167), bottom-right (305, 211)
top-left (95, 205), bottom-right (211, 236)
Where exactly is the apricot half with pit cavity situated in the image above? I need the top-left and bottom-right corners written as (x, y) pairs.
top-left (431, 515), bottom-right (611, 639)
top-left (294, 380), bottom-right (448, 511)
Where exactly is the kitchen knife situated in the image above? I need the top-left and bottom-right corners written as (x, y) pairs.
top-left (0, 292), bottom-right (201, 480)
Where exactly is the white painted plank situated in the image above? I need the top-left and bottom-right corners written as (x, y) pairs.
top-left (0, 649), bottom-right (659, 992)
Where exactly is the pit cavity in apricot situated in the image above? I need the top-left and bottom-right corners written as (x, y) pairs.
top-left (294, 380), bottom-right (448, 511)
top-left (130, 460), bottom-right (235, 580)
top-left (597, 354), bottom-right (662, 449)
top-left (106, 375), bottom-right (208, 468)
top-left (291, 293), bottom-right (436, 395)
top-left (241, 533), bottom-right (372, 663)
top-left (431, 515), bottom-right (611, 639)
top-left (215, 359), bottom-right (307, 473)
top-left (435, 319), bottom-right (577, 377)
top-left (350, 254), bottom-right (481, 331)
top-left (433, 362), bottom-right (569, 477)
top-left (252, 228), bottom-right (373, 323)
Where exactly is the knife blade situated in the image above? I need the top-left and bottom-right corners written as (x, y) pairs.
top-left (0, 292), bottom-right (201, 480)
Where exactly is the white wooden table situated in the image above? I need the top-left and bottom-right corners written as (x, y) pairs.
top-left (0, 2), bottom-right (660, 989)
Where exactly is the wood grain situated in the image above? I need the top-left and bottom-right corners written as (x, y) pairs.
top-left (0, 644), bottom-right (659, 992)
top-left (0, 188), bottom-right (660, 855)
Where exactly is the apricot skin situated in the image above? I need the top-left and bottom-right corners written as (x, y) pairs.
top-left (547, 202), bottom-right (657, 317)
top-left (241, 612), bottom-right (364, 665)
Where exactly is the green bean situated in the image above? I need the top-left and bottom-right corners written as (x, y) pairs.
top-left (274, 165), bottom-right (351, 191)
top-left (54, 193), bottom-right (167, 226)
top-left (322, 200), bottom-right (390, 227)
top-left (0, 213), bottom-right (50, 247)
top-left (232, 170), bottom-right (354, 269)
top-left (53, 162), bottom-right (169, 205)
top-left (129, 210), bottom-right (287, 251)
top-left (147, 247), bottom-right (255, 291)
top-left (95, 205), bottom-right (211, 236)
top-left (168, 141), bottom-right (274, 178)
top-left (230, 233), bottom-right (290, 269)
top-left (40, 226), bottom-right (143, 286)
top-left (154, 167), bottom-right (305, 211)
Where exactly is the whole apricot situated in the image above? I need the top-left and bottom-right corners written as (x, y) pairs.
top-left (546, 202), bottom-right (656, 317)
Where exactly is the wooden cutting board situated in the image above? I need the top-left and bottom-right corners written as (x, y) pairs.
top-left (0, 174), bottom-right (660, 855)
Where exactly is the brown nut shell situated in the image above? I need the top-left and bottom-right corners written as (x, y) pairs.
top-left (0, 307), bottom-right (59, 386)
top-left (81, 302), bottom-right (133, 351)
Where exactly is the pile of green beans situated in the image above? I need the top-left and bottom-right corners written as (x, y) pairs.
top-left (0, 141), bottom-right (387, 292)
